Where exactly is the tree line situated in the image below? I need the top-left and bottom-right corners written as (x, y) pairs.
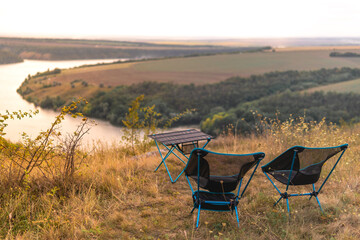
top-left (330, 52), bottom-right (360, 57)
top-left (201, 91), bottom-right (360, 135)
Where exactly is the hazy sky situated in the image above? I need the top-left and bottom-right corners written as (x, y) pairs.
top-left (1, 0), bottom-right (360, 39)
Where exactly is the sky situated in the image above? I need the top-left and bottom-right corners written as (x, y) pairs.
top-left (1, 0), bottom-right (360, 39)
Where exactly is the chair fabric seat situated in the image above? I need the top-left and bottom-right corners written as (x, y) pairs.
top-left (207, 175), bottom-right (239, 192)
top-left (193, 191), bottom-right (238, 211)
top-left (189, 175), bottom-right (239, 192)
top-left (268, 170), bottom-right (321, 185)
top-left (261, 144), bottom-right (348, 214)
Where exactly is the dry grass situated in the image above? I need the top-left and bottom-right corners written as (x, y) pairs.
top-left (1, 119), bottom-right (360, 239)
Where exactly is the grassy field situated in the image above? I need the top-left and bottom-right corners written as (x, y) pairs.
top-left (1, 114), bottom-right (359, 239)
top-left (49, 48), bottom-right (360, 86)
top-left (306, 78), bottom-right (360, 93)
top-left (17, 48), bottom-right (360, 105)
top-left (134, 49), bottom-right (360, 75)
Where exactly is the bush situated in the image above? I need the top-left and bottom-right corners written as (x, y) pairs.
top-left (0, 99), bottom-right (92, 183)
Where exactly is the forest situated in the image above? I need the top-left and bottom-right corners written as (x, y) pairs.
top-left (201, 91), bottom-right (360, 135)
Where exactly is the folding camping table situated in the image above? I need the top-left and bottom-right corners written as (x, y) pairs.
top-left (149, 129), bottom-right (214, 183)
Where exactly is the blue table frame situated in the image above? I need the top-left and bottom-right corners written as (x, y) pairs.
top-left (149, 129), bottom-right (214, 183)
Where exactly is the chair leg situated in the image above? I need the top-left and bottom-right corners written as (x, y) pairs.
top-left (314, 195), bottom-right (324, 213)
top-left (310, 184), bottom-right (324, 213)
top-left (286, 197), bottom-right (291, 215)
top-left (190, 206), bottom-right (196, 214)
top-left (235, 205), bottom-right (240, 228)
top-left (196, 204), bottom-right (201, 228)
top-left (274, 196), bottom-right (283, 207)
top-left (309, 184), bottom-right (316, 200)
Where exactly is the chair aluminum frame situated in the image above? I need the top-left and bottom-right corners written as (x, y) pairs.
top-left (262, 144), bottom-right (348, 215)
top-left (185, 148), bottom-right (264, 228)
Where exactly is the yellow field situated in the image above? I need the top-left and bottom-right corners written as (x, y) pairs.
top-left (35, 48), bottom-right (360, 85)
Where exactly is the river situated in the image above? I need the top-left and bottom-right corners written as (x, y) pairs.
top-left (0, 59), bottom-right (129, 145)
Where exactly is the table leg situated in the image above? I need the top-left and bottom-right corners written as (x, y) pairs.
top-left (154, 144), bottom-right (175, 172)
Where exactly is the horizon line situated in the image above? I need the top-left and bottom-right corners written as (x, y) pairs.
top-left (2, 34), bottom-right (360, 41)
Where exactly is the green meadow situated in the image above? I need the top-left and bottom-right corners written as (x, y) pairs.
top-left (306, 77), bottom-right (360, 93)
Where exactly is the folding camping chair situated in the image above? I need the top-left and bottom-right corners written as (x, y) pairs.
top-left (261, 144), bottom-right (348, 215)
top-left (184, 148), bottom-right (265, 228)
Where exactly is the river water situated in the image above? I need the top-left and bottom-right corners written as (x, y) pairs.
top-left (0, 59), bottom-right (127, 145)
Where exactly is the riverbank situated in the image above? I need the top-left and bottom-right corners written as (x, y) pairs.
top-left (0, 59), bottom-right (131, 144)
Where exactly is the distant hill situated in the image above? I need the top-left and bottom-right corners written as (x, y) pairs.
top-left (149, 37), bottom-right (360, 47)
top-left (0, 37), bottom-right (264, 64)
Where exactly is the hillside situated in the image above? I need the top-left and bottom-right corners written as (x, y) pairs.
top-left (16, 48), bottom-right (360, 106)
top-left (0, 109), bottom-right (359, 239)
top-left (17, 62), bottom-right (360, 133)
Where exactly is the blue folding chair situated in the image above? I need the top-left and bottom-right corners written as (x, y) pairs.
top-left (184, 148), bottom-right (265, 228)
top-left (261, 144), bottom-right (348, 215)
